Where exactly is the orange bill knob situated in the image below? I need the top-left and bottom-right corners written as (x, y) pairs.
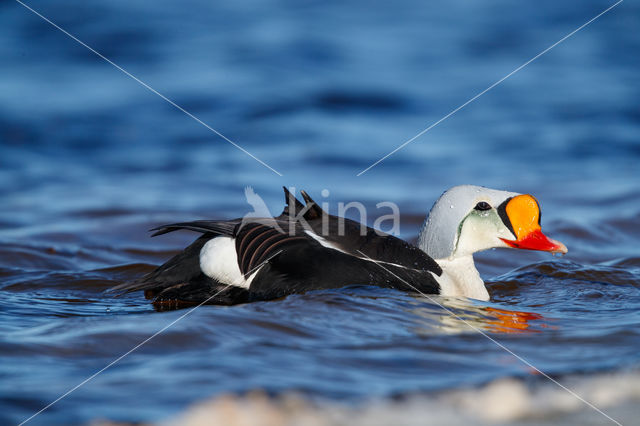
top-left (499, 194), bottom-right (568, 254)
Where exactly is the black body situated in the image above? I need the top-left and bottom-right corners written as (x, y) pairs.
top-left (112, 189), bottom-right (441, 309)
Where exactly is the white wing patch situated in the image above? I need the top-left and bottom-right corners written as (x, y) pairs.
top-left (304, 230), bottom-right (348, 253)
top-left (306, 231), bottom-right (419, 272)
top-left (200, 236), bottom-right (260, 289)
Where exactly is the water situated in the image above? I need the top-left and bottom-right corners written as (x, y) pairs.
top-left (1, 0), bottom-right (639, 424)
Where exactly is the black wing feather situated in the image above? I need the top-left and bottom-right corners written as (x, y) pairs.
top-left (111, 233), bottom-right (249, 307)
top-left (235, 221), bottom-right (308, 275)
top-left (111, 234), bottom-right (213, 294)
top-left (150, 220), bottom-right (240, 237)
top-left (249, 242), bottom-right (440, 301)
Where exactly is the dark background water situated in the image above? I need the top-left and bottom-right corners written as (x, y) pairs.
top-left (1, 0), bottom-right (639, 424)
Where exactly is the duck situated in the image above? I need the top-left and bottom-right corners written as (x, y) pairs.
top-left (113, 185), bottom-right (567, 309)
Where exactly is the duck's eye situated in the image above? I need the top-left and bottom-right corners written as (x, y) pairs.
top-left (474, 201), bottom-right (492, 211)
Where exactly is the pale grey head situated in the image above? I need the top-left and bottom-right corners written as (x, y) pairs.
top-left (418, 185), bottom-right (567, 260)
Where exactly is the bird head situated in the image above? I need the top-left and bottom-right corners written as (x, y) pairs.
top-left (418, 185), bottom-right (567, 260)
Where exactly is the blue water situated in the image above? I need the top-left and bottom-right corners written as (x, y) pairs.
top-left (1, 0), bottom-right (639, 424)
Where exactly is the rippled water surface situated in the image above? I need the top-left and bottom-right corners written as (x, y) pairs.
top-left (1, 0), bottom-right (639, 424)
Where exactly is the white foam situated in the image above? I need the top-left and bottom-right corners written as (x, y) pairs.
top-left (160, 370), bottom-right (640, 426)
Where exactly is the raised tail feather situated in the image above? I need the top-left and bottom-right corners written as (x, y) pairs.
top-left (281, 187), bottom-right (327, 220)
top-left (280, 186), bottom-right (306, 217)
top-left (149, 220), bottom-right (240, 237)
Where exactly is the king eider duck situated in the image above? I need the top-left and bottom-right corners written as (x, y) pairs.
top-left (114, 185), bottom-right (567, 308)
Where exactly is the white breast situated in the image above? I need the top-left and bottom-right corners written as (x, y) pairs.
top-left (435, 255), bottom-right (490, 301)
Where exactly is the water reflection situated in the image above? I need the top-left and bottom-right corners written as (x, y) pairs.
top-left (410, 296), bottom-right (546, 335)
